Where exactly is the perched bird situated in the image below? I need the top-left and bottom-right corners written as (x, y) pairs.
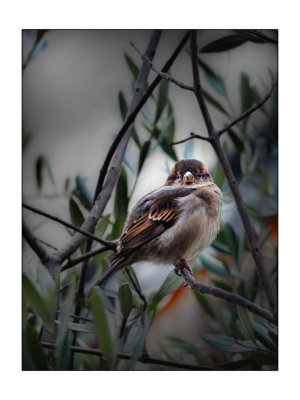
top-left (97, 159), bottom-right (223, 287)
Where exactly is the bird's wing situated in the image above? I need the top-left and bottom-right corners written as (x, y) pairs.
top-left (117, 186), bottom-right (194, 257)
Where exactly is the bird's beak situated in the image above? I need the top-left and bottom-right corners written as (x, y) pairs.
top-left (183, 171), bottom-right (195, 183)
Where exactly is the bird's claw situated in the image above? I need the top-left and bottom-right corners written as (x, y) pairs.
top-left (174, 258), bottom-right (194, 277)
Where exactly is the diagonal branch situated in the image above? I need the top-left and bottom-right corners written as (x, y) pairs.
top-left (179, 267), bottom-right (276, 324)
top-left (40, 341), bottom-right (219, 370)
top-left (22, 220), bottom-right (51, 264)
top-left (217, 77), bottom-right (278, 137)
top-left (22, 203), bottom-right (116, 250)
top-left (187, 31), bottom-right (277, 317)
top-left (130, 41), bottom-right (194, 91)
top-left (171, 131), bottom-right (211, 146)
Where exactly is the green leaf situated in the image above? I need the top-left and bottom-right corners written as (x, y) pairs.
top-left (167, 336), bottom-right (208, 364)
top-left (193, 291), bottom-right (217, 320)
top-left (150, 271), bottom-right (182, 307)
top-left (72, 175), bottom-right (93, 211)
top-left (138, 140), bottom-right (151, 173)
top-left (252, 322), bottom-right (277, 352)
top-left (240, 72), bottom-right (254, 114)
top-left (198, 57), bottom-right (226, 96)
top-left (91, 287), bottom-right (115, 369)
top-left (35, 155), bottom-right (55, 191)
top-left (201, 333), bottom-right (257, 352)
top-left (202, 89), bottom-right (230, 117)
top-left (22, 131), bottom-right (33, 151)
top-left (22, 274), bottom-right (52, 330)
top-left (24, 324), bottom-right (48, 370)
top-left (224, 223), bottom-right (239, 264)
top-left (111, 166), bottom-right (128, 238)
top-left (118, 283), bottom-right (133, 318)
top-left (199, 254), bottom-right (230, 277)
top-left (96, 214), bottom-right (111, 237)
top-left (154, 78), bottom-right (169, 123)
top-left (200, 34), bottom-right (251, 53)
top-left (227, 129), bottom-right (244, 152)
top-left (124, 53), bottom-right (139, 80)
top-left (129, 311), bottom-right (153, 370)
top-left (69, 197), bottom-right (84, 228)
top-left (211, 279), bottom-right (233, 292)
top-left (236, 306), bottom-right (257, 344)
top-left (159, 136), bottom-right (178, 161)
top-left (118, 91), bottom-right (128, 121)
top-left (35, 156), bottom-right (45, 190)
top-left (213, 160), bottom-right (225, 189)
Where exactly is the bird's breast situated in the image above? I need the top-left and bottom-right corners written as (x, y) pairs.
top-left (154, 185), bottom-right (222, 263)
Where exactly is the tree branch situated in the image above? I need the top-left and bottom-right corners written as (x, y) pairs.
top-left (171, 131), bottom-right (211, 146)
top-left (22, 220), bottom-right (51, 264)
top-left (40, 341), bottom-right (219, 370)
top-left (50, 31), bottom-right (190, 267)
top-left (217, 77), bottom-right (278, 137)
top-left (130, 41), bottom-right (194, 91)
top-left (22, 203), bottom-right (116, 250)
top-left (61, 246), bottom-right (112, 272)
top-left (179, 267), bottom-right (276, 324)
top-left (188, 31), bottom-right (277, 317)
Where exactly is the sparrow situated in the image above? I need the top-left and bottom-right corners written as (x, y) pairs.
top-left (96, 159), bottom-right (223, 287)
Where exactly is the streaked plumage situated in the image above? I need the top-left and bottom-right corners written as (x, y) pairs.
top-left (97, 159), bottom-right (223, 286)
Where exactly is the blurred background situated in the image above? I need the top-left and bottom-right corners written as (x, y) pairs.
top-left (22, 29), bottom-right (278, 370)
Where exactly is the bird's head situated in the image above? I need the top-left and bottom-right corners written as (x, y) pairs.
top-left (165, 159), bottom-right (213, 187)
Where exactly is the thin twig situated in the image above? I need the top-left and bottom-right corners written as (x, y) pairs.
top-left (94, 31), bottom-right (191, 198)
top-left (179, 267), bottom-right (276, 324)
top-left (22, 220), bottom-right (51, 264)
top-left (22, 203), bottom-right (116, 250)
top-left (171, 131), bottom-right (211, 146)
top-left (189, 31), bottom-right (277, 317)
top-left (61, 246), bottom-right (113, 272)
top-left (130, 41), bottom-right (194, 91)
top-left (40, 341), bottom-right (219, 370)
top-left (217, 77), bottom-right (278, 137)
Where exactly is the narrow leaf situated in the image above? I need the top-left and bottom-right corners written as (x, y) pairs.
top-left (118, 91), bottom-right (128, 121)
top-left (201, 34), bottom-right (250, 53)
top-left (193, 291), bottom-right (216, 320)
top-left (24, 324), bottom-right (48, 370)
top-left (72, 175), bottom-right (93, 210)
top-left (202, 89), bottom-right (230, 117)
top-left (124, 53), bottom-right (139, 80)
top-left (91, 288), bottom-right (115, 369)
top-left (69, 197), bottom-right (84, 228)
top-left (201, 334), bottom-right (256, 352)
top-left (118, 283), bottom-right (133, 318)
top-left (198, 57), bottom-right (226, 96)
top-left (236, 306), bottom-right (257, 344)
top-left (154, 79), bottom-right (169, 123)
top-left (22, 274), bottom-right (52, 330)
top-left (199, 254), bottom-right (230, 277)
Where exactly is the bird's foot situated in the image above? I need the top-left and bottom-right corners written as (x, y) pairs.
top-left (174, 258), bottom-right (194, 277)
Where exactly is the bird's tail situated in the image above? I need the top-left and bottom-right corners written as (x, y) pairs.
top-left (96, 257), bottom-right (126, 288)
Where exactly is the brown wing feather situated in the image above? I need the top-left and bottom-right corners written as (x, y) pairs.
top-left (118, 201), bottom-right (180, 257)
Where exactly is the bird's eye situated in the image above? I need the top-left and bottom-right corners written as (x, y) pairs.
top-left (196, 173), bottom-right (202, 179)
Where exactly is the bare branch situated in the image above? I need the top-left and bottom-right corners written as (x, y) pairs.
top-left (130, 41), bottom-right (194, 91)
top-left (51, 31), bottom-right (191, 267)
top-left (171, 131), bottom-right (211, 146)
top-left (22, 203), bottom-right (116, 251)
top-left (217, 77), bottom-right (278, 137)
top-left (61, 246), bottom-right (113, 272)
top-left (40, 341), bottom-right (219, 370)
top-left (189, 31), bottom-right (277, 317)
top-left (179, 267), bottom-right (276, 324)
top-left (22, 220), bottom-right (51, 264)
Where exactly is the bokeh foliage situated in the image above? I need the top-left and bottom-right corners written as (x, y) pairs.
top-left (22, 30), bottom-right (278, 370)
